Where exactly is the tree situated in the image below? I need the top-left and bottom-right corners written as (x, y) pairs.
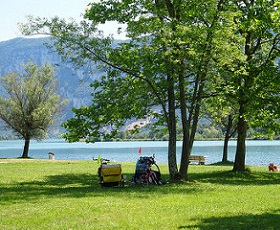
top-left (0, 62), bottom-right (67, 158)
top-left (202, 97), bottom-right (237, 163)
top-left (230, 0), bottom-right (280, 171)
top-left (201, 0), bottom-right (280, 170)
top-left (20, 2), bottom-right (182, 178)
top-left (19, 0), bottom-right (242, 180)
top-left (175, 0), bottom-right (236, 179)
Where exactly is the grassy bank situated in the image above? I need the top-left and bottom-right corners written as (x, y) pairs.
top-left (0, 159), bottom-right (279, 229)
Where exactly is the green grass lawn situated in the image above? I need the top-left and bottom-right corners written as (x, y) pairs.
top-left (0, 159), bottom-right (279, 230)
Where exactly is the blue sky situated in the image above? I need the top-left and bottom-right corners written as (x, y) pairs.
top-left (0, 0), bottom-right (126, 42)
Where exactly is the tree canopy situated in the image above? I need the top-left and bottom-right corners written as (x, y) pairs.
top-left (19, 0), bottom-right (280, 178)
top-left (229, 0), bottom-right (280, 171)
top-left (0, 62), bottom-right (68, 158)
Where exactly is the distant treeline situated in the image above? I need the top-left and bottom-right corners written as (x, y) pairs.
top-left (92, 123), bottom-right (280, 142)
top-left (1, 122), bottom-right (279, 141)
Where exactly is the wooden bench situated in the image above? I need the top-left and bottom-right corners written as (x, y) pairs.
top-left (189, 155), bottom-right (206, 165)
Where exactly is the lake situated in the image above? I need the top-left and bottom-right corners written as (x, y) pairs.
top-left (0, 139), bottom-right (279, 166)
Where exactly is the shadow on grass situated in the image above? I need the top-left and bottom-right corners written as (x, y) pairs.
top-left (179, 209), bottom-right (280, 229)
top-left (0, 172), bottom-right (190, 204)
top-left (1, 168), bottom-right (279, 205)
top-left (0, 173), bottom-right (99, 205)
top-left (189, 169), bottom-right (280, 186)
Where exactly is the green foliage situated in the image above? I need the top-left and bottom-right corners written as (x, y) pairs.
top-left (0, 62), bottom-right (68, 155)
top-left (223, 1), bottom-right (280, 171)
top-left (19, 1), bottom-right (280, 175)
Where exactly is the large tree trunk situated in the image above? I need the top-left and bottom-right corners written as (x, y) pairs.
top-left (177, 64), bottom-right (190, 180)
top-left (168, 127), bottom-right (179, 180)
top-left (233, 105), bottom-right (247, 171)
top-left (179, 137), bottom-right (191, 180)
top-left (167, 73), bottom-right (180, 180)
top-left (21, 138), bottom-right (30, 158)
top-left (178, 121), bottom-right (191, 180)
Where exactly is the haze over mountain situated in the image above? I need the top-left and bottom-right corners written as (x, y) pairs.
top-left (0, 37), bottom-right (103, 137)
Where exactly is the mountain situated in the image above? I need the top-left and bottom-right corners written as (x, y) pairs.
top-left (0, 37), bottom-right (102, 137)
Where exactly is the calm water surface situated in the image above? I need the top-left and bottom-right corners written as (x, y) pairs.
top-left (0, 139), bottom-right (279, 166)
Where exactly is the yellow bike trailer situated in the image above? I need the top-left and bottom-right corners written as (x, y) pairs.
top-left (98, 163), bottom-right (124, 187)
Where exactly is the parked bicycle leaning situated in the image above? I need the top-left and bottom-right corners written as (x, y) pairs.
top-left (132, 155), bottom-right (163, 185)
